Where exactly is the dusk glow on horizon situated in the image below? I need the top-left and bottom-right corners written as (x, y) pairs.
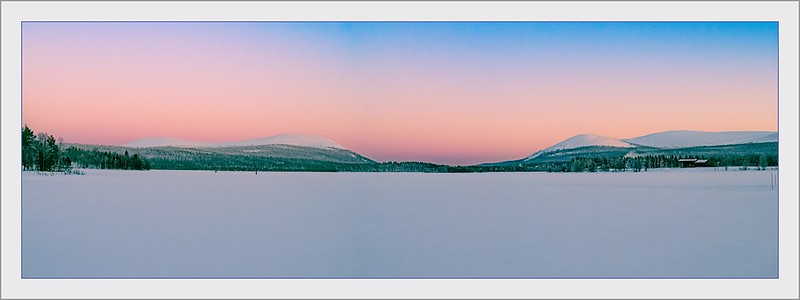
top-left (22, 22), bottom-right (778, 165)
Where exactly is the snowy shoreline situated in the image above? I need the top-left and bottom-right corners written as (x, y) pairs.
top-left (21, 165), bottom-right (780, 176)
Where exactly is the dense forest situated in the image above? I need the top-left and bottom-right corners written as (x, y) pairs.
top-left (367, 153), bottom-right (777, 173)
top-left (527, 153), bottom-right (777, 173)
top-left (22, 125), bottom-right (73, 172)
top-left (62, 147), bottom-right (151, 170)
top-left (128, 154), bottom-right (776, 173)
top-left (22, 125), bottom-right (150, 172)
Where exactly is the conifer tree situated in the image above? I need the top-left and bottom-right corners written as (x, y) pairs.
top-left (22, 125), bottom-right (35, 170)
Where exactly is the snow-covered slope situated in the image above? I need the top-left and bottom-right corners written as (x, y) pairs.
top-left (125, 134), bottom-right (344, 149)
top-left (624, 131), bottom-right (777, 148)
top-left (524, 134), bottom-right (633, 161)
top-left (219, 134), bottom-right (343, 149)
top-left (492, 129), bottom-right (778, 166)
top-left (124, 137), bottom-right (207, 148)
top-left (543, 134), bottom-right (634, 151)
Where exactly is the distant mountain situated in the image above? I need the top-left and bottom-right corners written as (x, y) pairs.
top-left (223, 134), bottom-right (344, 149)
top-left (66, 143), bottom-right (375, 171)
top-left (69, 129), bottom-right (778, 172)
top-left (524, 134), bottom-right (633, 161)
top-left (125, 134), bottom-right (344, 149)
top-left (487, 130), bottom-right (778, 166)
top-left (124, 137), bottom-right (207, 148)
top-left (623, 130), bottom-right (777, 148)
top-left (71, 134), bottom-right (367, 171)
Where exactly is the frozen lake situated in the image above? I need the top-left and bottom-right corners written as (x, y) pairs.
top-left (22, 169), bottom-right (778, 278)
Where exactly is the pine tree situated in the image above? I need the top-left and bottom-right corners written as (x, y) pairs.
top-left (123, 151), bottom-right (130, 169)
top-left (22, 125), bottom-right (35, 170)
top-left (132, 153), bottom-right (142, 170)
top-left (44, 134), bottom-right (60, 171)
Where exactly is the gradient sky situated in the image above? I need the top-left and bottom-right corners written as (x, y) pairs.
top-left (22, 22), bottom-right (778, 165)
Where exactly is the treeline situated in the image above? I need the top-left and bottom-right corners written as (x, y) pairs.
top-left (534, 154), bottom-right (778, 173)
top-left (143, 159), bottom-right (446, 173)
top-left (144, 155), bottom-right (362, 172)
top-left (22, 125), bottom-right (151, 172)
top-left (140, 158), bottom-right (503, 173)
top-left (357, 162), bottom-right (531, 173)
top-left (62, 147), bottom-right (150, 170)
top-left (22, 125), bottom-right (72, 172)
top-left (136, 154), bottom-right (779, 173)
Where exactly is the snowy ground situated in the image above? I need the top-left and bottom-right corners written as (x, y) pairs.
top-left (21, 168), bottom-right (778, 278)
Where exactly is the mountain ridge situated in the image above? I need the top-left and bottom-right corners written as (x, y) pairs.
top-left (528, 130), bottom-right (776, 158)
top-left (524, 134), bottom-right (634, 161)
top-left (497, 130), bottom-right (778, 166)
top-left (623, 130), bottom-right (777, 148)
top-left (125, 134), bottom-right (344, 149)
top-left (86, 129), bottom-right (777, 170)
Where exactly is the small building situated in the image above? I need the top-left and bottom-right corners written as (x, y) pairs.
top-left (678, 158), bottom-right (697, 167)
top-left (679, 158), bottom-right (708, 167)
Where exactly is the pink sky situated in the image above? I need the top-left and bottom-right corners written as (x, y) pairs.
top-left (22, 22), bottom-right (778, 165)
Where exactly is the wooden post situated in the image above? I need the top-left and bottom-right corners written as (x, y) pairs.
top-left (771, 172), bottom-right (774, 190)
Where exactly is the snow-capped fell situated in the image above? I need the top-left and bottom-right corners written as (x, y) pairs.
top-left (125, 134), bottom-right (344, 149)
top-left (220, 134), bottom-right (343, 149)
top-left (624, 130), bottom-right (777, 148)
top-left (524, 134), bottom-right (633, 161)
top-left (542, 134), bottom-right (634, 152)
top-left (124, 137), bottom-right (208, 148)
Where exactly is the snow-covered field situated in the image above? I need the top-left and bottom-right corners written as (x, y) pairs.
top-left (21, 169), bottom-right (778, 278)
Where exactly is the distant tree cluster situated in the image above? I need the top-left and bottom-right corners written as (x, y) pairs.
top-left (535, 154), bottom-right (778, 173)
top-left (374, 161), bottom-right (451, 172)
top-left (136, 153), bottom-right (778, 173)
top-left (62, 147), bottom-right (150, 170)
top-left (21, 125), bottom-right (72, 172)
top-left (22, 124), bottom-right (151, 172)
